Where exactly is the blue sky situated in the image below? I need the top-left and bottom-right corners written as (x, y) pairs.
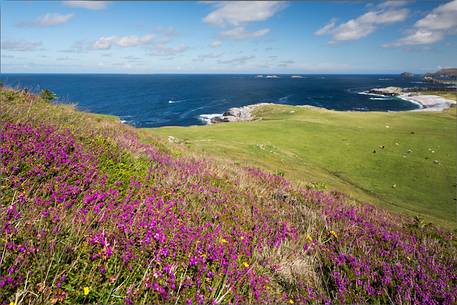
top-left (1, 0), bottom-right (457, 74)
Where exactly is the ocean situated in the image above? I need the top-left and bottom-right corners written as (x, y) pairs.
top-left (0, 74), bottom-right (446, 128)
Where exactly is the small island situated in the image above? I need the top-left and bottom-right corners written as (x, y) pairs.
top-left (400, 72), bottom-right (414, 78)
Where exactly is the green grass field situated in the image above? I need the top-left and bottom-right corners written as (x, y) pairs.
top-left (143, 104), bottom-right (456, 228)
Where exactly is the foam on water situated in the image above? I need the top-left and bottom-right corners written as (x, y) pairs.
top-left (168, 99), bottom-right (186, 104)
top-left (370, 97), bottom-right (391, 100)
top-left (357, 91), bottom-right (386, 97)
top-left (199, 113), bottom-right (222, 124)
top-left (279, 95), bottom-right (291, 102)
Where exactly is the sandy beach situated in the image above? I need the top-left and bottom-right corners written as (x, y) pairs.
top-left (398, 93), bottom-right (456, 112)
top-left (366, 87), bottom-right (456, 112)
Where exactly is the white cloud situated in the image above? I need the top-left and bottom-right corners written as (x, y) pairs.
top-left (148, 44), bottom-right (189, 56)
top-left (384, 29), bottom-right (444, 47)
top-left (330, 19), bottom-right (376, 41)
top-left (314, 18), bottom-right (337, 36)
top-left (220, 27), bottom-right (270, 39)
top-left (210, 40), bottom-right (222, 48)
top-left (63, 1), bottom-right (109, 10)
top-left (203, 1), bottom-right (285, 27)
top-left (385, 0), bottom-right (457, 47)
top-left (415, 0), bottom-right (457, 30)
top-left (202, 1), bottom-right (282, 42)
top-left (1, 40), bottom-right (42, 51)
top-left (194, 52), bottom-right (223, 62)
top-left (17, 13), bottom-right (74, 27)
top-left (218, 55), bottom-right (255, 65)
top-left (316, 2), bottom-right (408, 42)
top-left (91, 34), bottom-right (155, 49)
top-left (280, 62), bottom-right (352, 72)
top-left (377, 1), bottom-right (410, 9)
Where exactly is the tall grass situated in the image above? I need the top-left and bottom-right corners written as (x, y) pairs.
top-left (1, 88), bottom-right (456, 304)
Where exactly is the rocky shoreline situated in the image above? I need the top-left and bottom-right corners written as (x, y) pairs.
top-left (201, 87), bottom-right (456, 125)
top-left (200, 103), bottom-right (273, 124)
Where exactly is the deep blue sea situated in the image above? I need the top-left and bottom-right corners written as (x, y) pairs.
top-left (0, 74), bottom-right (446, 127)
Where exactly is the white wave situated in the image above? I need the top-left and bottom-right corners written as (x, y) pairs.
top-left (279, 95), bottom-right (290, 102)
top-left (370, 97), bottom-right (390, 100)
top-left (357, 91), bottom-right (386, 97)
top-left (199, 113), bottom-right (222, 124)
top-left (168, 99), bottom-right (186, 104)
top-left (378, 78), bottom-right (392, 81)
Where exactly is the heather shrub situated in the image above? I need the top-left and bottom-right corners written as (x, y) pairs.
top-left (0, 122), bottom-right (298, 304)
top-left (1, 88), bottom-right (456, 304)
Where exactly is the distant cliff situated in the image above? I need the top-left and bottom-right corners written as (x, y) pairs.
top-left (424, 68), bottom-right (457, 85)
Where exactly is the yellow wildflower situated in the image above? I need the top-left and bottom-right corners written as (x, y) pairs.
top-left (243, 262), bottom-right (249, 268)
top-left (306, 234), bottom-right (313, 242)
top-left (289, 299), bottom-right (294, 304)
top-left (10, 302), bottom-right (15, 305)
top-left (240, 236), bottom-right (245, 240)
top-left (220, 238), bottom-right (228, 244)
top-left (83, 286), bottom-right (90, 296)
top-left (330, 230), bottom-right (338, 238)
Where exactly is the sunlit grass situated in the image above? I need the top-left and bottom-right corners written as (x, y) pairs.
top-left (1, 88), bottom-right (456, 304)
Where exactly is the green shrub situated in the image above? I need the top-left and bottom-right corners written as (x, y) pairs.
top-left (40, 88), bottom-right (57, 102)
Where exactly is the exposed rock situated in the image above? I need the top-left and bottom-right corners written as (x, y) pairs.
top-left (424, 68), bottom-right (457, 85)
top-left (168, 136), bottom-right (178, 143)
top-left (368, 86), bottom-right (404, 96)
top-left (208, 103), bottom-right (273, 124)
top-left (400, 72), bottom-right (414, 78)
top-left (426, 68), bottom-right (457, 78)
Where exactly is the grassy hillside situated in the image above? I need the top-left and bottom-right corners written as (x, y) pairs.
top-left (1, 88), bottom-right (456, 304)
top-left (145, 104), bottom-right (456, 227)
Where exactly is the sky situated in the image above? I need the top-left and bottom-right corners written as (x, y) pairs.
top-left (1, 0), bottom-right (457, 74)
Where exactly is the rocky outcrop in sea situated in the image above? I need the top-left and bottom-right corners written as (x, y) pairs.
top-left (202, 103), bottom-right (273, 124)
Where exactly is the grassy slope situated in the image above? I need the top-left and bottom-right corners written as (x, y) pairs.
top-left (144, 104), bottom-right (456, 227)
top-left (2, 88), bottom-right (456, 304)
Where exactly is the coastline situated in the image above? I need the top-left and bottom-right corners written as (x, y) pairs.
top-left (397, 93), bottom-right (455, 112)
top-left (200, 92), bottom-right (456, 125)
top-left (366, 86), bottom-right (456, 111)
top-left (199, 103), bottom-right (274, 124)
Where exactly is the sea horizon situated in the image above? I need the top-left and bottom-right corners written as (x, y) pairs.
top-left (1, 73), bottom-right (441, 127)
top-left (1, 72), bottom-right (431, 75)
